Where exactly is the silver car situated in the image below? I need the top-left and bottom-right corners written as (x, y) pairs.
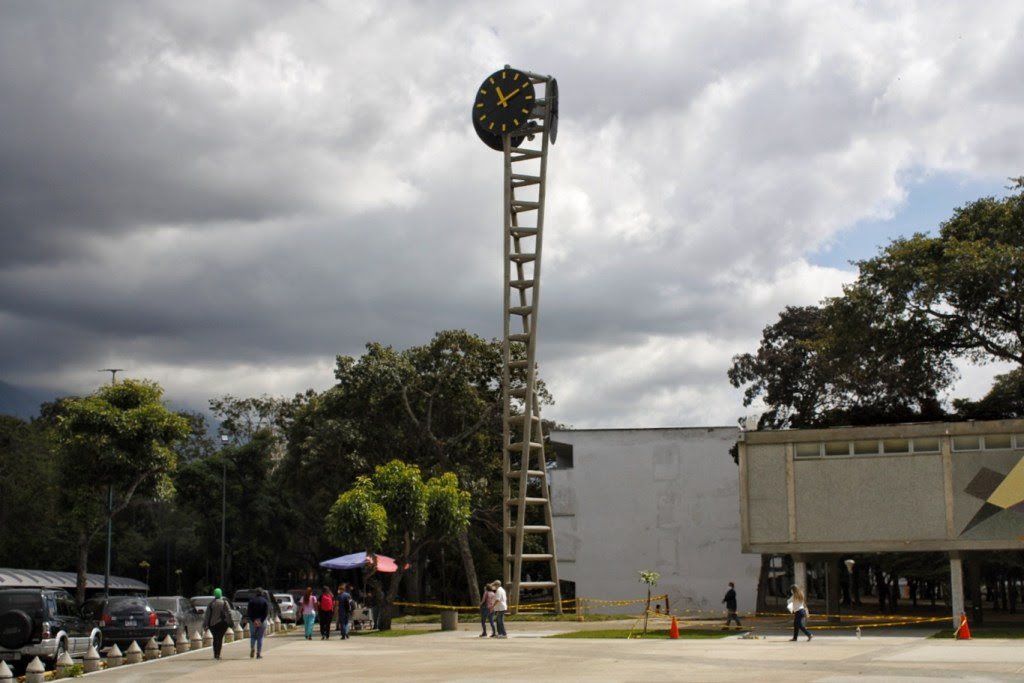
top-left (149, 596), bottom-right (204, 639)
top-left (189, 595), bottom-right (242, 629)
top-left (274, 594), bottom-right (297, 623)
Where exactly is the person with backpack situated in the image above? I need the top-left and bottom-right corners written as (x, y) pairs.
top-left (202, 587), bottom-right (235, 659)
top-left (318, 585), bottom-right (335, 639)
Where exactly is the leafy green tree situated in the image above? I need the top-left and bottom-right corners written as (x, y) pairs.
top-left (851, 186), bottom-right (1024, 367)
top-left (285, 330), bottom-right (542, 604)
top-left (0, 416), bottom-right (65, 569)
top-left (953, 367), bottom-right (1024, 419)
top-left (728, 302), bottom-right (953, 428)
top-left (325, 460), bottom-right (471, 630)
top-left (53, 380), bottom-right (190, 601)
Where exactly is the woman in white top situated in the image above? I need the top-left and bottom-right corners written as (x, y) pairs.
top-left (788, 584), bottom-right (812, 641)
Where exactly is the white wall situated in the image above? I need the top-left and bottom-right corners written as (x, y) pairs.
top-left (549, 427), bottom-right (760, 615)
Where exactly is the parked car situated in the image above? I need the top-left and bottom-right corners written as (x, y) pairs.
top-left (232, 589), bottom-right (255, 625)
top-left (232, 589), bottom-right (280, 627)
top-left (0, 588), bottom-right (103, 671)
top-left (80, 595), bottom-right (175, 650)
top-left (190, 595), bottom-right (242, 628)
top-left (148, 596), bottom-right (204, 639)
top-left (274, 594), bottom-right (296, 623)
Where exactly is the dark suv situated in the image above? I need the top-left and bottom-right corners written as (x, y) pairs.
top-left (0, 588), bottom-right (102, 670)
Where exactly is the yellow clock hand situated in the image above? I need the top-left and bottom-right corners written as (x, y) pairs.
top-left (496, 86), bottom-right (521, 108)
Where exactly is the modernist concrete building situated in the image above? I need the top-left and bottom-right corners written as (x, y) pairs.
top-left (549, 427), bottom-right (761, 615)
top-left (739, 418), bottom-right (1024, 626)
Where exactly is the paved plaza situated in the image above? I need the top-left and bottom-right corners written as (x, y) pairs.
top-left (78, 619), bottom-right (1024, 682)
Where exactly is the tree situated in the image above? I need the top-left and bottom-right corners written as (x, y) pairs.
top-left (638, 570), bottom-right (659, 635)
top-left (728, 302), bottom-right (953, 429)
top-left (851, 187), bottom-right (1024, 367)
top-left (325, 459), bottom-right (471, 631)
top-left (287, 330), bottom-right (544, 605)
top-left (0, 415), bottom-right (65, 569)
top-left (53, 380), bottom-right (190, 602)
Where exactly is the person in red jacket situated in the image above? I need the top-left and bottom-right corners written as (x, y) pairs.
top-left (318, 585), bottom-right (335, 640)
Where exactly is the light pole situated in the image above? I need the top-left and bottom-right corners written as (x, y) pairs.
top-left (220, 435), bottom-right (229, 589)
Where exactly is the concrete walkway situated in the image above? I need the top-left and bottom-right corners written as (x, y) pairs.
top-left (80, 620), bottom-right (1024, 682)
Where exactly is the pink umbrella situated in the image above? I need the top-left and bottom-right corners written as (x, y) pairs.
top-left (320, 551), bottom-right (400, 573)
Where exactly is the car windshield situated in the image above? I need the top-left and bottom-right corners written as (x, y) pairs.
top-left (191, 596), bottom-right (213, 606)
top-left (148, 598), bottom-right (177, 611)
top-left (107, 597), bottom-right (151, 614)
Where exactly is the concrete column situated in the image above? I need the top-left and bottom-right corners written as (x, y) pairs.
top-left (792, 555), bottom-right (806, 596)
top-left (949, 551), bottom-right (964, 629)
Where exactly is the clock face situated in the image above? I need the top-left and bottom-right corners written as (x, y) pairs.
top-left (473, 68), bottom-right (536, 137)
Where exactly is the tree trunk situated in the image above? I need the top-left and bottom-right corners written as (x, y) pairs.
top-left (457, 528), bottom-right (480, 605)
top-left (75, 531), bottom-right (90, 604)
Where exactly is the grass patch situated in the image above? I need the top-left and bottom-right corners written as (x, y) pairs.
top-left (549, 628), bottom-right (729, 639)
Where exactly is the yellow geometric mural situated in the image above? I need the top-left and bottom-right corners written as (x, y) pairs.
top-left (962, 458), bottom-right (1024, 534)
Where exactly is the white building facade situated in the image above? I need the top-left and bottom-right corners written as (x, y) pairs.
top-left (548, 427), bottom-right (760, 615)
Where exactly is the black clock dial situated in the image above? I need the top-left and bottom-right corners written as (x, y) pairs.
top-left (473, 68), bottom-right (535, 136)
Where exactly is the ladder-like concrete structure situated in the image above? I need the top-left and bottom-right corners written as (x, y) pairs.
top-left (499, 71), bottom-right (561, 615)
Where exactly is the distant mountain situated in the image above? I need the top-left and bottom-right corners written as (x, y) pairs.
top-left (0, 381), bottom-right (58, 420)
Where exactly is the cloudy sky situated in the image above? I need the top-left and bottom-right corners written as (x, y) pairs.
top-left (1, 1), bottom-right (1022, 429)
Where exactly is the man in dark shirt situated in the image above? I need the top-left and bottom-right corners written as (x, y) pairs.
top-left (247, 588), bottom-right (271, 659)
top-left (722, 582), bottom-right (742, 628)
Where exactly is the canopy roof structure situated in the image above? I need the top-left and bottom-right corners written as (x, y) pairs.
top-left (0, 567), bottom-right (148, 592)
top-left (319, 551), bottom-right (398, 573)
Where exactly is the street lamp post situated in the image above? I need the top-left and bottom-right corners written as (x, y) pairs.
top-left (220, 435), bottom-right (228, 589)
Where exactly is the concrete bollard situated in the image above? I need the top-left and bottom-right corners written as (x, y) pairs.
top-left (161, 634), bottom-right (176, 657)
top-left (83, 644), bottom-right (101, 673)
top-left (241, 622), bottom-right (249, 638)
top-left (191, 628), bottom-right (203, 651)
top-left (55, 649), bottom-right (76, 675)
top-left (125, 640), bottom-right (144, 664)
top-left (106, 643), bottom-right (124, 668)
top-left (274, 615), bottom-right (282, 633)
top-left (176, 630), bottom-right (190, 653)
top-left (202, 628), bottom-right (213, 649)
top-left (0, 661), bottom-right (14, 682)
top-left (24, 657), bottom-right (45, 683)
top-left (224, 626), bottom-right (234, 643)
top-left (144, 637), bottom-right (160, 660)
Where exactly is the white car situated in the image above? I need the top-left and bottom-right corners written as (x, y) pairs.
top-left (189, 595), bottom-right (242, 628)
top-left (274, 594), bottom-right (297, 623)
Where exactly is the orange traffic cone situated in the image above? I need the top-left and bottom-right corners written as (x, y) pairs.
top-left (669, 616), bottom-right (680, 639)
top-left (956, 613), bottom-right (971, 640)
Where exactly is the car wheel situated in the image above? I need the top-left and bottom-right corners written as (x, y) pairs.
top-left (0, 609), bottom-right (33, 649)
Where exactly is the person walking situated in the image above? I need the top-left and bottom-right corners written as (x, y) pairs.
top-left (247, 587), bottom-right (270, 659)
top-left (318, 585), bottom-right (334, 640)
top-left (299, 586), bottom-right (318, 640)
top-left (336, 583), bottom-right (353, 639)
top-left (788, 584), bottom-right (812, 641)
top-left (491, 580), bottom-right (508, 638)
top-left (722, 582), bottom-right (742, 628)
top-left (479, 583), bottom-right (497, 637)
top-left (202, 587), bottom-right (235, 659)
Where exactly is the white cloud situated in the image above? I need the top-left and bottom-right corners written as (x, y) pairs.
top-left (1, 0), bottom-right (1021, 427)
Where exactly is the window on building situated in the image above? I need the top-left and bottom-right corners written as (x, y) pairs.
top-left (882, 438), bottom-right (910, 454)
top-left (824, 441), bottom-right (850, 456)
top-left (952, 435), bottom-right (981, 451)
top-left (795, 443), bottom-right (821, 458)
top-left (853, 439), bottom-right (880, 455)
top-left (911, 437), bottom-right (940, 453)
top-left (984, 434), bottom-right (1012, 450)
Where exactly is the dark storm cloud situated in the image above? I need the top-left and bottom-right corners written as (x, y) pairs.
top-left (2, 1), bottom-right (1023, 427)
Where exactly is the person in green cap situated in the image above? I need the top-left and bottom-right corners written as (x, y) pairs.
top-left (202, 587), bottom-right (235, 659)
